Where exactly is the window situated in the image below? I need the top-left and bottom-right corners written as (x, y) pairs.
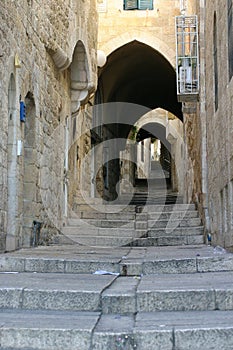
top-left (124, 0), bottom-right (153, 10)
top-left (228, 0), bottom-right (233, 80)
top-left (213, 12), bottom-right (218, 111)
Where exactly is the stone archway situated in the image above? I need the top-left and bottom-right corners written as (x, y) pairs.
top-left (94, 39), bottom-right (183, 202)
top-left (99, 30), bottom-right (176, 67)
top-left (120, 109), bottom-right (184, 197)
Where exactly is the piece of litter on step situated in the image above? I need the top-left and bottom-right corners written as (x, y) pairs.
top-left (93, 270), bottom-right (119, 276)
top-left (121, 256), bottom-right (127, 259)
top-left (213, 246), bottom-right (227, 254)
top-left (0, 272), bottom-right (19, 274)
top-left (134, 276), bottom-right (141, 280)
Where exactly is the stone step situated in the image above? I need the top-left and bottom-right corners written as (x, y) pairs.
top-left (80, 211), bottom-right (136, 220)
top-left (3, 270), bottom-right (233, 314)
top-left (102, 271), bottom-right (233, 313)
top-left (1, 245), bottom-right (233, 275)
top-left (0, 309), bottom-right (100, 350)
top-left (68, 218), bottom-right (135, 228)
top-left (0, 273), bottom-right (116, 312)
top-left (63, 226), bottom-right (144, 237)
top-left (1, 309), bottom-right (233, 350)
top-left (65, 234), bottom-right (145, 247)
top-left (131, 234), bottom-right (204, 247)
top-left (147, 210), bottom-right (199, 220)
top-left (148, 226), bottom-right (203, 237)
top-left (145, 203), bottom-right (196, 212)
top-left (148, 217), bottom-right (201, 228)
top-left (76, 204), bottom-right (136, 213)
top-left (92, 311), bottom-right (233, 350)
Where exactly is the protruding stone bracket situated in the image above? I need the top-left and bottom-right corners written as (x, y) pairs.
top-left (50, 47), bottom-right (71, 71)
top-left (70, 41), bottom-right (94, 115)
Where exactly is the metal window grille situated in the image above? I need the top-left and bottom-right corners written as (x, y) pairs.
top-left (175, 15), bottom-right (199, 101)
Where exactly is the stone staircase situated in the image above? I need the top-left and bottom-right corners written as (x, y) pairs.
top-left (61, 202), bottom-right (204, 248)
top-left (1, 244), bottom-right (233, 349)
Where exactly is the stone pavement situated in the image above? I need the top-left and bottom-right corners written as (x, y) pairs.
top-left (1, 244), bottom-right (233, 349)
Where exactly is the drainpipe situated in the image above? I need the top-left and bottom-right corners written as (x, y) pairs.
top-left (32, 220), bottom-right (42, 247)
top-left (199, 0), bottom-right (210, 236)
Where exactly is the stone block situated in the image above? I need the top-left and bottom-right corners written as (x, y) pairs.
top-left (22, 289), bottom-right (100, 311)
top-left (134, 330), bottom-right (173, 350)
top-left (157, 236), bottom-right (187, 246)
top-left (0, 257), bottom-right (25, 272)
top-left (101, 277), bottom-right (138, 314)
top-left (24, 258), bottom-right (65, 273)
top-left (65, 260), bottom-right (119, 274)
top-left (197, 255), bottom-right (233, 272)
top-left (120, 262), bottom-right (143, 276)
top-left (0, 310), bottom-right (100, 350)
top-left (175, 328), bottom-right (233, 350)
top-left (187, 235), bottom-right (204, 245)
top-left (0, 288), bottom-right (23, 308)
top-left (92, 314), bottom-right (135, 350)
top-left (143, 258), bottom-right (197, 274)
top-left (215, 289), bottom-right (233, 310)
top-left (137, 290), bottom-right (216, 312)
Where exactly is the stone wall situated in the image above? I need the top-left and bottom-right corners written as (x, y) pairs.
top-left (203, 0), bottom-right (233, 249)
top-left (0, 0), bottom-right (98, 251)
top-left (98, 0), bottom-right (181, 60)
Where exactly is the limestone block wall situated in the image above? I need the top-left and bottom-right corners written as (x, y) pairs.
top-left (203, 1), bottom-right (233, 249)
top-left (0, 1), bottom-right (98, 251)
top-left (98, 0), bottom-right (181, 61)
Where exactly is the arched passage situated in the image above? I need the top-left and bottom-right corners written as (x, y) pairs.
top-left (93, 40), bottom-right (183, 201)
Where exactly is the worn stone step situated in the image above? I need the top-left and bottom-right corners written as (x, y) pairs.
top-left (146, 203), bottom-right (196, 212)
top-left (65, 235), bottom-right (144, 247)
top-left (79, 211), bottom-right (136, 220)
top-left (130, 234), bottom-right (204, 247)
top-left (1, 309), bottom-right (233, 350)
top-left (68, 219), bottom-right (135, 228)
top-left (147, 210), bottom-right (199, 220)
top-left (63, 226), bottom-right (142, 237)
top-left (93, 311), bottom-right (233, 350)
top-left (137, 271), bottom-right (233, 312)
top-left (1, 245), bottom-right (233, 276)
top-left (0, 309), bottom-right (100, 350)
top-left (120, 245), bottom-right (233, 276)
top-left (0, 273), bottom-right (116, 311)
top-left (148, 217), bottom-right (201, 228)
top-left (148, 226), bottom-right (204, 237)
top-left (101, 271), bottom-right (233, 314)
top-left (1, 245), bottom-right (233, 275)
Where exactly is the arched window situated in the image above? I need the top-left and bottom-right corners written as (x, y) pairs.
top-left (228, 0), bottom-right (233, 80)
top-left (213, 12), bottom-right (218, 111)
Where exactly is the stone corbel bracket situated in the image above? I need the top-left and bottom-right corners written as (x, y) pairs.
top-left (71, 82), bottom-right (94, 115)
top-left (70, 41), bottom-right (94, 115)
top-left (48, 41), bottom-right (95, 115)
top-left (50, 47), bottom-right (71, 71)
